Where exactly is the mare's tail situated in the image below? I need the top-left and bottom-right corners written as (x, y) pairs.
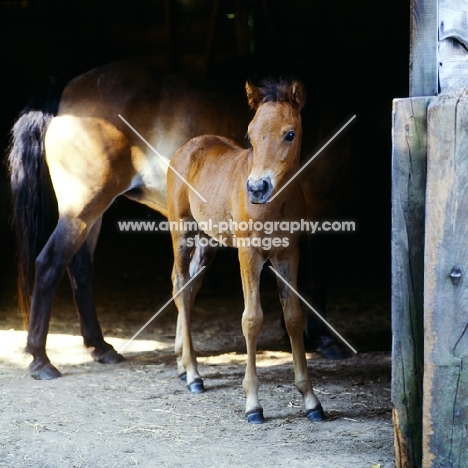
top-left (7, 81), bottom-right (66, 324)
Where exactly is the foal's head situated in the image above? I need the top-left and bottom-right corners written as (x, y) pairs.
top-left (245, 78), bottom-right (305, 204)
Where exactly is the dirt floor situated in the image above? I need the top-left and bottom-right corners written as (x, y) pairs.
top-left (0, 228), bottom-right (393, 468)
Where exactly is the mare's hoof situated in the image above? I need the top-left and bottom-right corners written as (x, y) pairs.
top-left (188, 378), bottom-right (205, 394)
top-left (246, 409), bottom-right (265, 424)
top-left (306, 404), bottom-right (326, 422)
top-left (30, 362), bottom-right (62, 380)
top-left (92, 348), bottom-right (125, 364)
top-left (179, 373), bottom-right (187, 382)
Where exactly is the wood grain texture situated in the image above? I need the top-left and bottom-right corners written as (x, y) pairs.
top-left (438, 0), bottom-right (468, 91)
top-left (424, 88), bottom-right (468, 467)
top-left (392, 97), bottom-right (431, 468)
top-left (410, 0), bottom-right (438, 96)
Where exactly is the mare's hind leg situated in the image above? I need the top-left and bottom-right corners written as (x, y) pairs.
top-left (271, 247), bottom-right (325, 422)
top-left (27, 217), bottom-right (90, 380)
top-left (172, 233), bottom-right (217, 393)
top-left (67, 217), bottom-right (124, 364)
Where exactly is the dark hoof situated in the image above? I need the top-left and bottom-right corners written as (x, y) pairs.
top-left (179, 373), bottom-right (187, 382)
top-left (30, 362), bottom-right (62, 380)
top-left (92, 348), bottom-right (125, 364)
top-left (317, 336), bottom-right (350, 360)
top-left (188, 378), bottom-right (205, 394)
top-left (306, 404), bottom-right (326, 422)
top-left (246, 409), bottom-right (265, 424)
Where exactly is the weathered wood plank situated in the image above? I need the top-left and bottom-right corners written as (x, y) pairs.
top-left (392, 97), bottom-right (431, 468)
top-left (424, 88), bottom-right (468, 467)
top-left (410, 0), bottom-right (438, 96)
top-left (438, 0), bottom-right (468, 91)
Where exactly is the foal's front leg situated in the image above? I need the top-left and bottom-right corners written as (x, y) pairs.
top-left (271, 248), bottom-right (325, 421)
top-left (238, 247), bottom-right (265, 423)
top-left (172, 232), bottom-right (216, 393)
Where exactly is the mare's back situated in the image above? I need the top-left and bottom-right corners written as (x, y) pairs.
top-left (57, 62), bottom-right (249, 159)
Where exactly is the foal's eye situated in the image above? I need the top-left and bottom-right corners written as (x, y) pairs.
top-left (284, 131), bottom-right (295, 142)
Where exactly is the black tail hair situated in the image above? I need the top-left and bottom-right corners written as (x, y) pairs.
top-left (7, 80), bottom-right (66, 324)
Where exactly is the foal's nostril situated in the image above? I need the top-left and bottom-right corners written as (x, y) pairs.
top-left (247, 177), bottom-right (274, 203)
top-left (248, 178), bottom-right (268, 193)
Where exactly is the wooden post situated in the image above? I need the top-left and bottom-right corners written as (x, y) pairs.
top-left (423, 88), bottom-right (468, 467)
top-left (410, 0), bottom-right (438, 97)
top-left (391, 1), bottom-right (437, 465)
top-left (395, 1), bottom-right (468, 466)
top-left (438, 0), bottom-right (468, 92)
top-left (392, 97), bottom-right (432, 468)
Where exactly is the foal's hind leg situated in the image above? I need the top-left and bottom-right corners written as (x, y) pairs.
top-left (27, 217), bottom-right (90, 380)
top-left (271, 247), bottom-right (325, 422)
top-left (67, 217), bottom-right (124, 364)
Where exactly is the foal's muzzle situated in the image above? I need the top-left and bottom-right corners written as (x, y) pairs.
top-left (247, 176), bottom-right (274, 204)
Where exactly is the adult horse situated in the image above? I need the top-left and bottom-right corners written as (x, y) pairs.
top-left (8, 61), bottom-right (248, 380)
top-left (167, 78), bottom-right (325, 423)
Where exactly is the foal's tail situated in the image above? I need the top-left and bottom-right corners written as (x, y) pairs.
top-left (7, 81), bottom-right (66, 323)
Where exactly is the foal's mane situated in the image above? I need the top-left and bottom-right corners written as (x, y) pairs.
top-left (257, 78), bottom-right (296, 103)
top-left (246, 76), bottom-right (305, 110)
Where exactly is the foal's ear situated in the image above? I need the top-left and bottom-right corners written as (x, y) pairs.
top-left (289, 80), bottom-right (306, 110)
top-left (245, 81), bottom-right (261, 109)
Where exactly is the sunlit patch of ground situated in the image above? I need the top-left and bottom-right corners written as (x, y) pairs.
top-left (0, 329), bottom-right (170, 368)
